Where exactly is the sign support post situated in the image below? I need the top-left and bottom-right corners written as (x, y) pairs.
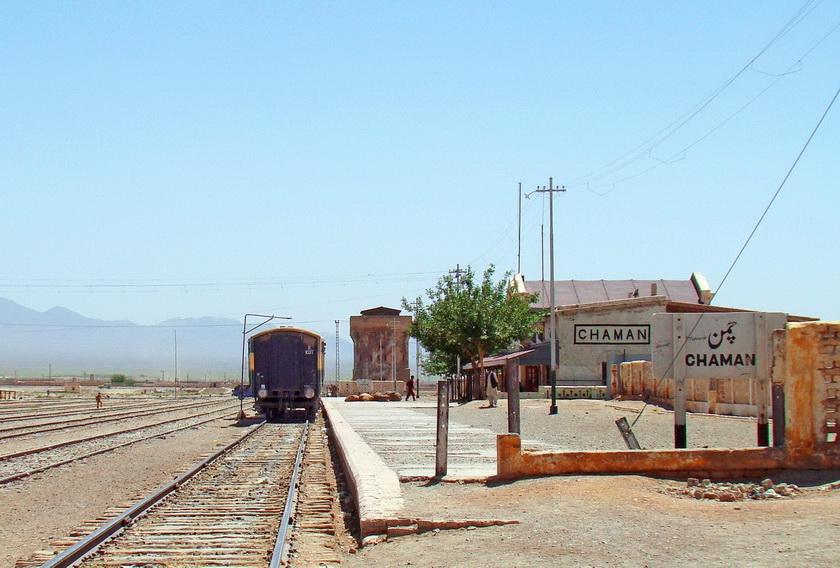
top-left (672, 316), bottom-right (687, 449)
top-left (507, 370), bottom-right (520, 434)
top-left (755, 313), bottom-right (770, 446)
top-left (435, 380), bottom-right (449, 477)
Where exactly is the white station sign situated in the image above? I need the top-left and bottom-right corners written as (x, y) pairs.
top-left (652, 312), bottom-right (786, 380)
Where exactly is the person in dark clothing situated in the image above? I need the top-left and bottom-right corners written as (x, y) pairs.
top-left (406, 375), bottom-right (417, 401)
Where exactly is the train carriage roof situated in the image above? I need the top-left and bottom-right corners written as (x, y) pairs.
top-left (248, 327), bottom-right (324, 341)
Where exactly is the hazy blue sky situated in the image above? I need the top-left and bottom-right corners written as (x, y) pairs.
top-left (1, 0), bottom-right (838, 338)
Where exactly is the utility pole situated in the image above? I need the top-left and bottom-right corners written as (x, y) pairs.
top-left (541, 223), bottom-right (545, 282)
top-left (529, 178), bottom-right (566, 415)
top-left (449, 264), bottom-right (467, 287)
top-left (517, 181), bottom-right (522, 274)
top-left (449, 264), bottom-right (468, 399)
top-left (410, 299), bottom-right (422, 398)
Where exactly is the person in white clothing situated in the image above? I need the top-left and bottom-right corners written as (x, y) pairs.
top-left (486, 369), bottom-right (499, 408)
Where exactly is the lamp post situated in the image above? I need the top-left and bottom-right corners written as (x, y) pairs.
top-left (529, 178), bottom-right (566, 415)
top-left (239, 313), bottom-right (291, 418)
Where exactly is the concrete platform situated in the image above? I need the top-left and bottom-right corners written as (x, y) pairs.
top-left (321, 397), bottom-right (548, 538)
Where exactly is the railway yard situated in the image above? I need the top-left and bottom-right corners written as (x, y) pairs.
top-left (1, 388), bottom-right (839, 568)
top-left (0, 389), bottom-right (352, 568)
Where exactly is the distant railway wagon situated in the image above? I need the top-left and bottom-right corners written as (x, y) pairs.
top-left (248, 327), bottom-right (324, 420)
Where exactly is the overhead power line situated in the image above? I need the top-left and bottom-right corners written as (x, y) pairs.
top-left (630, 82), bottom-right (839, 429)
top-left (712, 83), bottom-right (839, 300)
top-left (0, 321), bottom-right (241, 329)
top-left (569, 0), bottom-right (835, 192)
top-left (0, 271), bottom-right (444, 292)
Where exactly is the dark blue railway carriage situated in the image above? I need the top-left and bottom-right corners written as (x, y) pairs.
top-left (248, 327), bottom-right (324, 421)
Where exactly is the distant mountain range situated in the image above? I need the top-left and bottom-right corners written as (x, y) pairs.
top-left (0, 298), bottom-right (354, 379)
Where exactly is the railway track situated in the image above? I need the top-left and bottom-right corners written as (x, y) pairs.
top-left (27, 421), bottom-right (309, 568)
top-left (0, 401), bottom-right (241, 484)
top-left (0, 398), bottom-right (230, 441)
top-left (287, 414), bottom-right (345, 566)
top-left (0, 398), bottom-right (182, 422)
top-left (0, 396), bottom-right (177, 417)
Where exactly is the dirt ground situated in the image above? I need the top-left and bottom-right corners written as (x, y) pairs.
top-left (333, 398), bottom-right (840, 567)
top-left (3, 393), bottom-right (839, 568)
top-left (340, 473), bottom-right (840, 568)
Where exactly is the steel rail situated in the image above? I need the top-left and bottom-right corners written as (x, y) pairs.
top-left (0, 396), bottom-right (171, 413)
top-left (0, 399), bottom-right (116, 414)
top-left (37, 420), bottom-right (267, 568)
top-left (271, 419), bottom-right (311, 568)
top-left (0, 398), bottom-right (189, 423)
top-left (0, 400), bottom-right (239, 462)
top-left (0, 398), bottom-right (227, 439)
top-left (0, 397), bottom-right (220, 426)
top-left (0, 407), bottom-right (239, 485)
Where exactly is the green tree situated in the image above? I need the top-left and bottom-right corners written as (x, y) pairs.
top-left (110, 373), bottom-right (134, 386)
top-left (402, 265), bottom-right (541, 400)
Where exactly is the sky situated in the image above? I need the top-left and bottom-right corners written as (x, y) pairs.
top-left (1, 0), bottom-right (838, 342)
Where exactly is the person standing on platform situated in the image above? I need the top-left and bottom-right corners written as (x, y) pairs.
top-left (405, 375), bottom-right (417, 401)
top-left (486, 369), bottom-right (499, 407)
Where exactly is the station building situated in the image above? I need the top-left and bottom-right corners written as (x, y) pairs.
top-left (468, 272), bottom-right (811, 396)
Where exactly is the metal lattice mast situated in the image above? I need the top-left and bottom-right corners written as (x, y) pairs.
top-left (391, 316), bottom-right (397, 390)
top-left (335, 320), bottom-right (340, 382)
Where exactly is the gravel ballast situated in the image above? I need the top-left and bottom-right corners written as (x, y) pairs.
top-left (0, 415), bottom-right (251, 568)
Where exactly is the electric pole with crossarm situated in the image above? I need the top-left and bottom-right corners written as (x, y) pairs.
top-left (449, 264), bottom-right (467, 399)
top-left (528, 178), bottom-right (566, 415)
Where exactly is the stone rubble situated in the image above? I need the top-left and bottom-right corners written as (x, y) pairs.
top-left (344, 391), bottom-right (403, 402)
top-left (675, 478), bottom-right (799, 501)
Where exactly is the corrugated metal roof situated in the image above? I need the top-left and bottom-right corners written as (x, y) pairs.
top-left (523, 279), bottom-right (701, 309)
top-left (462, 348), bottom-right (537, 369)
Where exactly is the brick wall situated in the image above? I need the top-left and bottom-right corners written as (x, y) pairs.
top-left (777, 322), bottom-right (840, 453)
